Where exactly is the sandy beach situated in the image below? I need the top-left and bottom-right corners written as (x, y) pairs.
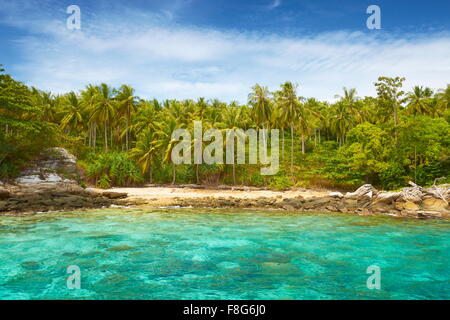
top-left (98, 185), bottom-right (330, 205)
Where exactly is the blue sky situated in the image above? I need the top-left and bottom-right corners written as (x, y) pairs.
top-left (1, 0), bottom-right (450, 102)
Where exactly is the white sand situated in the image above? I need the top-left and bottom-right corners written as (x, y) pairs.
top-left (98, 185), bottom-right (329, 201)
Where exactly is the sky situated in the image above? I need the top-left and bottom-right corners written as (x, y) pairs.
top-left (0, 0), bottom-right (450, 103)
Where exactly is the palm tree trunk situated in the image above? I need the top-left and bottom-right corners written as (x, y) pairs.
top-left (301, 134), bottom-right (305, 154)
top-left (196, 164), bottom-right (200, 184)
top-left (281, 130), bottom-right (285, 163)
top-left (104, 120), bottom-right (108, 152)
top-left (88, 124), bottom-right (92, 147)
top-left (290, 125), bottom-right (294, 178)
top-left (126, 116), bottom-right (129, 151)
top-left (262, 124), bottom-right (267, 157)
top-left (93, 124), bottom-right (97, 151)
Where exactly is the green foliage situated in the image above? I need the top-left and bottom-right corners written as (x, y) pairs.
top-left (0, 66), bottom-right (58, 180)
top-left (268, 174), bottom-right (293, 190)
top-left (320, 117), bottom-right (449, 189)
top-left (84, 152), bottom-right (143, 188)
top-left (1, 63), bottom-right (449, 190)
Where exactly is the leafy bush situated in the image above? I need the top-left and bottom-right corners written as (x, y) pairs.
top-left (268, 175), bottom-right (293, 190)
top-left (84, 152), bottom-right (143, 188)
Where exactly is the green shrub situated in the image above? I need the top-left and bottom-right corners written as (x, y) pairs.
top-left (85, 152), bottom-right (143, 188)
top-left (268, 175), bottom-right (293, 190)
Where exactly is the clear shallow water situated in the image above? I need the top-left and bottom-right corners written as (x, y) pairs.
top-left (0, 208), bottom-right (449, 300)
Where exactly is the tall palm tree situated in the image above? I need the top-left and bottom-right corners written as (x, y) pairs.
top-left (115, 85), bottom-right (137, 150)
top-left (270, 105), bottom-right (286, 161)
top-left (129, 99), bottom-right (160, 138)
top-left (80, 85), bottom-right (98, 149)
top-left (60, 92), bottom-right (84, 134)
top-left (157, 117), bottom-right (179, 184)
top-left (405, 86), bottom-right (433, 116)
top-left (219, 104), bottom-right (245, 185)
top-left (304, 98), bottom-right (326, 147)
top-left (248, 84), bottom-right (272, 130)
top-left (329, 101), bottom-right (354, 146)
top-left (334, 87), bottom-right (361, 120)
top-left (90, 83), bottom-right (116, 152)
top-left (130, 127), bottom-right (161, 183)
top-left (36, 91), bottom-right (59, 123)
top-left (274, 82), bottom-right (300, 176)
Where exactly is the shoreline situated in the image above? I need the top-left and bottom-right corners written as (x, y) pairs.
top-left (1, 184), bottom-right (449, 219)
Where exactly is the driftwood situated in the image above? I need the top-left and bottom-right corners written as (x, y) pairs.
top-left (401, 181), bottom-right (425, 202)
top-left (426, 178), bottom-right (449, 205)
top-left (346, 181), bottom-right (449, 205)
top-left (344, 184), bottom-right (377, 199)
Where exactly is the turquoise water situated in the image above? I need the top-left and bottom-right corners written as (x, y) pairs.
top-left (0, 208), bottom-right (449, 300)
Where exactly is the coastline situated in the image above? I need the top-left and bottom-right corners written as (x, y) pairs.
top-left (2, 183), bottom-right (448, 219)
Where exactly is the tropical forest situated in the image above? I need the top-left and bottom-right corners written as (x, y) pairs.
top-left (1, 65), bottom-right (449, 191)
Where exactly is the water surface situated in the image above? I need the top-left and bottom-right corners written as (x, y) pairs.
top-left (0, 208), bottom-right (449, 299)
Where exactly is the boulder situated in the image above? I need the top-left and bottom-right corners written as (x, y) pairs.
top-left (395, 201), bottom-right (420, 211)
top-left (422, 197), bottom-right (448, 211)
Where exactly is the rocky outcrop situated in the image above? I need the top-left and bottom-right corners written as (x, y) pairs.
top-left (8, 147), bottom-right (83, 194)
top-left (0, 148), bottom-right (127, 215)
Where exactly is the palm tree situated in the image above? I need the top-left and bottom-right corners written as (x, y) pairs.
top-left (304, 98), bottom-right (326, 147)
top-left (274, 82), bottom-right (300, 176)
top-left (130, 127), bottom-right (161, 183)
top-left (334, 87), bottom-right (361, 120)
top-left (329, 101), bottom-right (354, 146)
top-left (129, 99), bottom-right (160, 139)
top-left (90, 83), bottom-right (116, 152)
top-left (270, 105), bottom-right (286, 161)
top-left (248, 84), bottom-right (272, 129)
top-left (296, 99), bottom-right (310, 155)
top-left (80, 85), bottom-right (98, 149)
top-left (115, 85), bottom-right (137, 150)
top-left (157, 117), bottom-right (179, 184)
top-left (35, 91), bottom-right (59, 123)
top-left (405, 86), bottom-right (433, 116)
top-left (60, 92), bottom-right (84, 134)
top-left (435, 84), bottom-right (450, 115)
top-left (219, 104), bottom-right (245, 184)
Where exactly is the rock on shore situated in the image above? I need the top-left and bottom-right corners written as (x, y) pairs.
top-left (137, 183), bottom-right (450, 219)
top-left (0, 148), bottom-right (127, 215)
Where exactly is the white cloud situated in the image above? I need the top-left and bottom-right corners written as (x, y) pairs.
top-left (268, 0), bottom-right (282, 10)
top-left (2, 3), bottom-right (450, 103)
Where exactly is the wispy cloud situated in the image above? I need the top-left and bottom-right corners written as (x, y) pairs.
top-left (1, 1), bottom-right (450, 102)
top-left (268, 0), bottom-right (282, 10)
